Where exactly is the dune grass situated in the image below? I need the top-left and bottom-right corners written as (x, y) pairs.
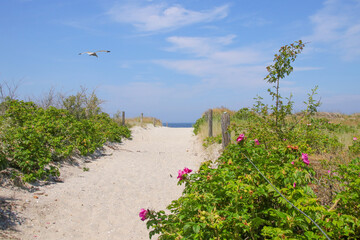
top-left (121, 116), bottom-right (162, 128)
top-left (196, 109), bottom-right (360, 149)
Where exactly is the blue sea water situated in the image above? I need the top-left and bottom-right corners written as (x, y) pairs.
top-left (163, 123), bottom-right (194, 128)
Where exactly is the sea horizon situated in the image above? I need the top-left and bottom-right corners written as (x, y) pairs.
top-left (162, 123), bottom-right (194, 128)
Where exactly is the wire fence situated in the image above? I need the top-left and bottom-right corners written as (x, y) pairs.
top-left (242, 153), bottom-right (331, 240)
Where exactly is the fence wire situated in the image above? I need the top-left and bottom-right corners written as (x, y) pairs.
top-left (242, 153), bottom-right (331, 240)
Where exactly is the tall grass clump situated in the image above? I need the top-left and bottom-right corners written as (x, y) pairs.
top-left (195, 110), bottom-right (226, 146)
top-left (141, 40), bottom-right (360, 239)
top-left (123, 116), bottom-right (162, 127)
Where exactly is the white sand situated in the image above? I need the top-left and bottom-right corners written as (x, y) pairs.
top-left (1, 125), bottom-right (221, 240)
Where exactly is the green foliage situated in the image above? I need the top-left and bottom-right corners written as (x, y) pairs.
top-left (0, 99), bottom-right (131, 182)
top-left (332, 157), bottom-right (360, 218)
top-left (146, 140), bottom-right (360, 239)
top-left (193, 115), bottom-right (206, 135)
top-left (61, 88), bottom-right (103, 120)
top-left (203, 135), bottom-right (222, 148)
top-left (265, 40), bottom-right (306, 129)
top-left (232, 107), bottom-right (252, 121)
top-left (142, 40), bottom-right (360, 239)
top-left (349, 138), bottom-right (360, 155)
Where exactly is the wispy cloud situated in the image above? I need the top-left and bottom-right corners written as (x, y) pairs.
top-left (304, 0), bottom-right (360, 60)
top-left (107, 3), bottom-right (229, 32)
top-left (166, 35), bottom-right (236, 57)
top-left (155, 35), bottom-right (323, 89)
top-left (154, 35), bottom-right (270, 87)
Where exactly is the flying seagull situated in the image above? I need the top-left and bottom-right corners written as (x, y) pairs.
top-left (79, 50), bottom-right (110, 58)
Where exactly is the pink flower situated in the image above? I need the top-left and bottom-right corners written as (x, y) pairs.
top-left (291, 161), bottom-right (294, 165)
top-left (183, 168), bottom-right (192, 174)
top-left (177, 167), bottom-right (192, 180)
top-left (293, 183), bottom-right (296, 188)
top-left (354, 137), bottom-right (358, 141)
top-left (302, 153), bottom-right (309, 165)
top-left (177, 169), bottom-right (185, 180)
top-left (254, 139), bottom-right (260, 145)
top-left (307, 123), bottom-right (312, 126)
top-left (328, 170), bottom-right (331, 174)
top-left (283, 138), bottom-right (287, 141)
top-left (236, 134), bottom-right (245, 142)
top-left (139, 208), bottom-right (148, 221)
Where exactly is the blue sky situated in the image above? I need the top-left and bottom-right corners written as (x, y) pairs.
top-left (1, 0), bottom-right (360, 122)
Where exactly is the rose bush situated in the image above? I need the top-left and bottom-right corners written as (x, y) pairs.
top-left (141, 40), bottom-right (360, 239)
top-left (0, 99), bottom-right (131, 182)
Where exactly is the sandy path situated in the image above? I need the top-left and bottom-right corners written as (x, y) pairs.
top-left (1, 125), bottom-right (216, 240)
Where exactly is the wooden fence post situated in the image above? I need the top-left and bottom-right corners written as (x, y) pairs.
top-left (221, 112), bottom-right (230, 149)
top-left (153, 117), bottom-right (156, 127)
top-left (140, 113), bottom-right (143, 124)
top-left (122, 111), bottom-right (125, 126)
top-left (208, 109), bottom-right (213, 137)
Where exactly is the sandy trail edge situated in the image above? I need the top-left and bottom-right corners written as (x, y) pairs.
top-left (1, 125), bottom-right (221, 240)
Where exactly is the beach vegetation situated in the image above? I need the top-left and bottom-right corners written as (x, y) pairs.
top-left (141, 40), bottom-right (360, 239)
top-left (0, 87), bottom-right (131, 182)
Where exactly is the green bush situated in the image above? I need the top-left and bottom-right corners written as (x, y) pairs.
top-left (203, 135), bottom-right (222, 148)
top-left (0, 99), bottom-right (131, 182)
top-left (145, 139), bottom-right (360, 239)
top-left (142, 40), bottom-right (360, 239)
top-left (193, 115), bottom-right (206, 135)
top-left (349, 137), bottom-right (360, 155)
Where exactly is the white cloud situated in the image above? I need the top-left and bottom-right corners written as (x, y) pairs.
top-left (155, 35), bottom-right (324, 89)
top-left (153, 35), bottom-right (270, 87)
top-left (305, 0), bottom-right (360, 60)
top-left (166, 35), bottom-right (236, 56)
top-left (107, 3), bottom-right (228, 32)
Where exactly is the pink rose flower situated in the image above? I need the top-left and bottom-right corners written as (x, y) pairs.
top-left (302, 153), bottom-right (309, 165)
top-left (254, 139), bottom-right (260, 145)
top-left (236, 134), bottom-right (245, 142)
top-left (139, 208), bottom-right (148, 221)
top-left (328, 170), bottom-right (331, 174)
top-left (291, 161), bottom-right (294, 165)
top-left (177, 167), bottom-right (192, 180)
top-left (354, 137), bottom-right (358, 141)
top-left (293, 182), bottom-right (296, 188)
top-left (183, 168), bottom-right (192, 174)
top-left (177, 169), bottom-right (185, 180)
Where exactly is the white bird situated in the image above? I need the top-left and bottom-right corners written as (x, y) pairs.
top-left (79, 50), bottom-right (110, 58)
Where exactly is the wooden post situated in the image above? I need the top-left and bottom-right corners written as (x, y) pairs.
top-left (122, 111), bottom-right (125, 126)
top-left (208, 109), bottom-right (213, 137)
top-left (166, 122), bottom-right (168, 127)
top-left (153, 117), bottom-right (156, 127)
top-left (141, 113), bottom-right (143, 124)
top-left (221, 112), bottom-right (230, 149)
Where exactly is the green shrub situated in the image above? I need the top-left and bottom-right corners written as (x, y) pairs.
top-left (142, 40), bottom-right (360, 239)
top-left (0, 99), bottom-right (131, 182)
top-left (349, 137), bottom-right (360, 155)
top-left (193, 115), bottom-right (206, 135)
top-left (145, 139), bottom-right (360, 239)
top-left (203, 135), bottom-right (222, 148)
